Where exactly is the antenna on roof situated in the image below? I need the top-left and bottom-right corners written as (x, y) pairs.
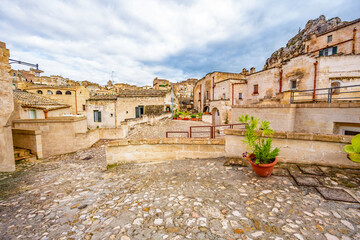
top-left (9, 59), bottom-right (40, 70)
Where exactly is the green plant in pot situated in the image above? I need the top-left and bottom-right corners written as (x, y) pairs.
top-left (197, 112), bottom-right (203, 121)
top-left (344, 134), bottom-right (360, 163)
top-left (238, 114), bottom-right (280, 177)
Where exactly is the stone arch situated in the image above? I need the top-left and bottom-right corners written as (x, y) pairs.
top-left (211, 107), bottom-right (220, 125)
top-left (330, 80), bottom-right (342, 94)
top-left (56, 90), bottom-right (62, 95)
top-left (37, 90), bottom-right (43, 94)
top-left (65, 91), bottom-right (72, 95)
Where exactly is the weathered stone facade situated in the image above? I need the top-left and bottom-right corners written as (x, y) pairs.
top-left (0, 41), bottom-right (15, 171)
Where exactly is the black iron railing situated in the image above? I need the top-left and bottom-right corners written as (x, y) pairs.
top-left (290, 85), bottom-right (360, 103)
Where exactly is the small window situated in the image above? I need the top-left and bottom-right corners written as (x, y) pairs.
top-left (29, 109), bottom-right (37, 119)
top-left (47, 90), bottom-right (53, 95)
top-left (238, 93), bottom-right (243, 99)
top-left (94, 110), bottom-right (101, 122)
top-left (110, 113), bottom-right (113, 117)
top-left (82, 105), bottom-right (86, 111)
top-left (222, 93), bottom-right (226, 99)
top-left (56, 90), bottom-right (62, 95)
top-left (13, 73), bottom-right (16, 76)
top-left (253, 84), bottom-right (258, 94)
top-left (65, 91), bottom-right (71, 95)
top-left (290, 80), bottom-right (297, 90)
top-left (206, 91), bottom-right (209, 99)
top-left (327, 35), bottom-right (332, 43)
top-left (319, 46), bottom-right (337, 56)
top-left (37, 90), bottom-right (43, 94)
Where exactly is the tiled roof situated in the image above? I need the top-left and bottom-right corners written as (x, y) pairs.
top-left (13, 90), bottom-right (70, 109)
top-left (89, 89), bottom-right (168, 100)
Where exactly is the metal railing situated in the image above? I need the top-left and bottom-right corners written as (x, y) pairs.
top-left (190, 123), bottom-right (246, 139)
top-left (290, 85), bottom-right (360, 103)
top-left (165, 123), bottom-right (246, 139)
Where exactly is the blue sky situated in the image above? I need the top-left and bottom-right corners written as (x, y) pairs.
top-left (0, 0), bottom-right (359, 86)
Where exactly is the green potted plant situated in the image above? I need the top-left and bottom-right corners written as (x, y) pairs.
top-left (177, 111), bottom-right (183, 120)
top-left (238, 114), bottom-right (280, 177)
top-left (344, 134), bottom-right (360, 163)
top-left (190, 114), bottom-right (197, 121)
top-left (183, 111), bottom-right (189, 120)
top-left (197, 112), bottom-right (203, 121)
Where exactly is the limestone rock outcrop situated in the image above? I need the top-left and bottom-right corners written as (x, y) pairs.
top-left (264, 15), bottom-right (345, 69)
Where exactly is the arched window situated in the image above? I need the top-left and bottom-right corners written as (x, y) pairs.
top-left (47, 90), bottom-right (53, 95)
top-left (56, 90), bottom-right (62, 95)
top-left (37, 90), bottom-right (43, 94)
top-left (331, 81), bottom-right (341, 94)
top-left (65, 91), bottom-right (72, 95)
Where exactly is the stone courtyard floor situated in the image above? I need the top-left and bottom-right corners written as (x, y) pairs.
top-left (0, 142), bottom-right (360, 240)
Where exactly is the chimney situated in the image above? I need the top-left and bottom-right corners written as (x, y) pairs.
top-left (250, 67), bottom-right (256, 74)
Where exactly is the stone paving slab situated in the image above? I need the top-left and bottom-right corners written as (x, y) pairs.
top-left (298, 165), bottom-right (324, 176)
top-left (316, 187), bottom-right (359, 203)
top-left (0, 143), bottom-right (359, 240)
top-left (293, 176), bottom-right (322, 187)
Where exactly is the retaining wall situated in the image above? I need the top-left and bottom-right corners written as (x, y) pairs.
top-left (225, 129), bottom-right (359, 169)
top-left (106, 138), bottom-right (225, 165)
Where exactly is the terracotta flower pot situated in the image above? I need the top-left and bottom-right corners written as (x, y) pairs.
top-left (177, 118), bottom-right (181, 120)
top-left (191, 118), bottom-right (197, 121)
top-left (198, 118), bottom-right (202, 121)
top-left (184, 118), bottom-right (189, 120)
top-left (247, 157), bottom-right (277, 178)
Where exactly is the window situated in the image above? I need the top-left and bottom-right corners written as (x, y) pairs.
top-left (222, 93), bottom-right (226, 99)
top-left (29, 109), bottom-right (37, 119)
top-left (319, 46), bottom-right (337, 56)
top-left (290, 80), bottom-right (297, 90)
top-left (47, 90), bottom-right (53, 95)
top-left (65, 91), bottom-right (72, 95)
top-left (56, 90), bottom-right (62, 95)
top-left (206, 91), bottom-right (209, 99)
top-left (37, 90), bottom-right (43, 94)
top-left (93, 110), bottom-right (101, 122)
top-left (327, 35), bottom-right (332, 43)
top-left (13, 73), bottom-right (16, 76)
top-left (253, 84), bottom-right (259, 94)
top-left (82, 105), bottom-right (86, 111)
top-left (238, 93), bottom-right (243, 99)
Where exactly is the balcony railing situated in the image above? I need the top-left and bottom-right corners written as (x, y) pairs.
top-left (290, 85), bottom-right (360, 104)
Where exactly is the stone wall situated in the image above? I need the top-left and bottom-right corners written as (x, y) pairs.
top-left (0, 41), bottom-right (15, 172)
top-left (106, 138), bottom-right (225, 166)
top-left (225, 129), bottom-right (359, 169)
top-left (231, 103), bottom-right (360, 134)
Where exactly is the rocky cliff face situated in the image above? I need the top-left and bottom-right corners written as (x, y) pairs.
top-left (264, 15), bottom-right (346, 69)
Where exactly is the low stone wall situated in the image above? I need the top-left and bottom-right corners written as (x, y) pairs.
top-left (12, 129), bottom-right (43, 159)
top-left (225, 129), bottom-right (359, 169)
top-left (106, 138), bottom-right (225, 165)
top-left (231, 102), bottom-right (360, 134)
top-left (123, 113), bottom-right (171, 128)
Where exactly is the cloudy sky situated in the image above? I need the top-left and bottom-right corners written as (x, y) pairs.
top-left (1, 0), bottom-right (359, 86)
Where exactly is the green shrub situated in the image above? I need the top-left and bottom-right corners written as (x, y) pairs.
top-left (344, 134), bottom-right (360, 163)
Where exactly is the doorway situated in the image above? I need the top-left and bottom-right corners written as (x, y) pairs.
top-left (135, 106), bottom-right (144, 118)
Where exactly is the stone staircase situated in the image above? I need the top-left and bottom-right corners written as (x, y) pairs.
top-left (14, 147), bottom-right (37, 162)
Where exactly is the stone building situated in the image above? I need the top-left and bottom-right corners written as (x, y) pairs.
top-left (13, 89), bottom-right (71, 119)
top-left (0, 41), bottom-right (15, 172)
top-left (153, 77), bottom-right (171, 90)
top-left (194, 16), bottom-right (360, 134)
top-left (173, 78), bottom-right (198, 111)
top-left (24, 85), bottom-right (90, 115)
top-left (86, 89), bottom-right (174, 128)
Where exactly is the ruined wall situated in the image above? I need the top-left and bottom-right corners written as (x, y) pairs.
top-left (0, 42), bottom-right (15, 172)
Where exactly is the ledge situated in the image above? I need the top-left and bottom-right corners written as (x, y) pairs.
top-left (232, 102), bottom-right (360, 108)
top-left (107, 138), bottom-right (225, 147)
top-left (12, 116), bottom-right (87, 123)
top-left (224, 129), bottom-right (352, 143)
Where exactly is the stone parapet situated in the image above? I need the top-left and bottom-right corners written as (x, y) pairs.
top-left (224, 129), bottom-right (352, 143)
top-left (106, 138), bottom-right (225, 165)
top-left (225, 129), bottom-right (359, 169)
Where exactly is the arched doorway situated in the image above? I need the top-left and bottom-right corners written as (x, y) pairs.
top-left (211, 108), bottom-right (220, 125)
top-left (203, 106), bottom-right (209, 113)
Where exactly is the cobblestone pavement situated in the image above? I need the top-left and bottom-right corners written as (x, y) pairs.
top-left (0, 143), bottom-right (360, 240)
top-left (127, 118), bottom-right (211, 139)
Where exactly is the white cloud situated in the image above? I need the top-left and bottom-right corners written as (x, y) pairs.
top-left (0, 0), bottom-right (357, 85)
